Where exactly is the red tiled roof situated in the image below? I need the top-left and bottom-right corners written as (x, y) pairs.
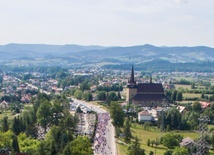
top-left (138, 110), bottom-right (150, 116)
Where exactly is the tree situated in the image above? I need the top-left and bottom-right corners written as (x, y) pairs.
top-left (97, 91), bottom-right (106, 101)
top-left (74, 90), bottom-right (83, 100)
top-left (80, 80), bottom-right (90, 91)
top-left (171, 90), bottom-right (177, 102)
top-left (63, 136), bottom-right (93, 155)
top-left (110, 101), bottom-right (124, 127)
top-left (164, 150), bottom-right (173, 155)
top-left (128, 136), bottom-right (145, 155)
top-left (149, 151), bottom-right (154, 155)
top-left (162, 133), bottom-right (180, 149)
top-left (109, 91), bottom-right (118, 101)
top-left (83, 92), bottom-right (93, 102)
top-left (124, 118), bottom-right (132, 143)
top-left (192, 101), bottom-right (202, 112)
top-left (118, 91), bottom-right (121, 100)
top-left (12, 135), bottom-right (20, 153)
top-left (151, 140), bottom-right (155, 147)
top-left (2, 116), bottom-right (9, 132)
top-left (176, 91), bottom-right (182, 102)
top-left (172, 147), bottom-right (188, 155)
top-left (147, 139), bottom-right (151, 146)
top-left (36, 100), bottom-right (52, 133)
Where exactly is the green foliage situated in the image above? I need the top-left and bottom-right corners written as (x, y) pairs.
top-left (82, 92), bottom-right (93, 102)
top-left (164, 108), bottom-right (182, 130)
top-left (18, 133), bottom-right (40, 154)
top-left (124, 118), bottom-right (132, 143)
top-left (110, 101), bottom-right (124, 127)
top-left (172, 147), bottom-right (188, 155)
top-left (96, 84), bottom-right (123, 92)
top-left (0, 130), bottom-right (13, 149)
top-left (109, 91), bottom-right (118, 101)
top-left (147, 138), bottom-right (150, 146)
top-left (176, 91), bottom-right (183, 102)
top-left (12, 135), bottom-right (20, 153)
top-left (36, 100), bottom-right (52, 133)
top-left (2, 116), bottom-right (9, 132)
top-left (74, 89), bottom-right (83, 100)
top-left (128, 136), bottom-right (145, 155)
top-left (185, 111), bottom-right (199, 130)
top-left (164, 149), bottom-right (173, 155)
top-left (62, 136), bottom-right (93, 155)
top-left (161, 133), bottom-right (182, 149)
top-left (80, 80), bottom-right (90, 91)
top-left (192, 101), bottom-right (202, 112)
top-left (97, 91), bottom-right (106, 101)
top-left (149, 151), bottom-right (154, 155)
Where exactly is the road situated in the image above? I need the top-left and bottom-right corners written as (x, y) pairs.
top-left (73, 99), bottom-right (117, 155)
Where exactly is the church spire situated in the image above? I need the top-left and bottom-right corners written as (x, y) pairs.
top-left (129, 65), bottom-right (136, 84)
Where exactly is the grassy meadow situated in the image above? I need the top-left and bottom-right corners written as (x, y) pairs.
top-left (117, 123), bottom-right (214, 155)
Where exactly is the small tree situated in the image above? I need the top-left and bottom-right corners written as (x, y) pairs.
top-left (192, 101), bottom-right (202, 112)
top-left (128, 136), bottom-right (145, 155)
top-left (172, 147), bottom-right (188, 155)
top-left (151, 140), bottom-right (155, 147)
top-left (124, 118), bottom-right (132, 143)
top-left (12, 135), bottom-right (20, 153)
top-left (164, 150), bottom-right (173, 155)
top-left (162, 133), bottom-right (180, 149)
top-left (149, 151), bottom-right (154, 155)
top-left (2, 116), bottom-right (9, 132)
top-left (36, 100), bottom-right (52, 133)
top-left (147, 138), bottom-right (151, 146)
top-left (110, 101), bottom-right (124, 127)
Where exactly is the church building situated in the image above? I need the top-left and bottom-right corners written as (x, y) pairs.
top-left (126, 65), bottom-right (168, 107)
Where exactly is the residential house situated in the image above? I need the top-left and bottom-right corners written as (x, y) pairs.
top-left (0, 101), bottom-right (9, 109)
top-left (138, 110), bottom-right (153, 122)
top-left (179, 137), bottom-right (194, 149)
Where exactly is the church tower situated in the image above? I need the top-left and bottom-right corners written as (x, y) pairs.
top-left (126, 65), bottom-right (137, 102)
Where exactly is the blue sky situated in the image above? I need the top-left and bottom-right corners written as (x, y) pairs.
top-left (0, 0), bottom-right (213, 47)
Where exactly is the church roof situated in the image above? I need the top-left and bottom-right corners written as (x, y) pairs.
top-left (133, 94), bottom-right (165, 101)
top-left (137, 83), bottom-right (164, 93)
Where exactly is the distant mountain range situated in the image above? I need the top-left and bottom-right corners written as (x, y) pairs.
top-left (0, 43), bottom-right (214, 67)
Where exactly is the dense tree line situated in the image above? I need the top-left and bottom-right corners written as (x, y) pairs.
top-left (0, 92), bottom-right (93, 155)
top-left (103, 60), bottom-right (214, 72)
top-left (96, 84), bottom-right (123, 92)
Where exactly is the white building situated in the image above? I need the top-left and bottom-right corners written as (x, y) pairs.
top-left (138, 110), bottom-right (153, 122)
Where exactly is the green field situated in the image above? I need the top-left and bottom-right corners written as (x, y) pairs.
top-left (0, 110), bottom-right (16, 120)
top-left (116, 123), bottom-right (214, 155)
top-left (183, 93), bottom-right (201, 98)
top-left (174, 84), bottom-right (191, 89)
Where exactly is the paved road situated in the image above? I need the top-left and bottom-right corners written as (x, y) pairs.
top-left (73, 99), bottom-right (117, 155)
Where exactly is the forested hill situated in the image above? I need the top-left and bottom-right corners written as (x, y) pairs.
top-left (0, 43), bottom-right (214, 67)
top-left (102, 60), bottom-right (214, 72)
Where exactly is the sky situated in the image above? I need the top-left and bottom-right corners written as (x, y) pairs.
top-left (0, 0), bottom-right (214, 47)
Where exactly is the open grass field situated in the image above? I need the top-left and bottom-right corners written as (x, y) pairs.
top-left (183, 93), bottom-right (201, 98)
top-left (173, 76), bottom-right (194, 82)
top-left (0, 110), bottom-right (16, 120)
top-left (174, 84), bottom-right (191, 89)
top-left (116, 123), bottom-right (214, 155)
